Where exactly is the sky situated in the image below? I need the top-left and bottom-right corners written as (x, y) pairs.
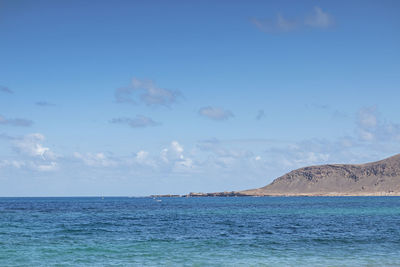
top-left (0, 0), bottom-right (399, 196)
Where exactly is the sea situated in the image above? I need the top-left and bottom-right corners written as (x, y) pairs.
top-left (0, 197), bottom-right (399, 266)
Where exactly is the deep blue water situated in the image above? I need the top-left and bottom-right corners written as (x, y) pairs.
top-left (0, 197), bottom-right (400, 266)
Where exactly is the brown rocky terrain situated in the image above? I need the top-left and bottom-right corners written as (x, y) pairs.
top-left (239, 153), bottom-right (400, 196)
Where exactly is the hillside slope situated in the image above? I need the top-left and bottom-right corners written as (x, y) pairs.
top-left (240, 154), bottom-right (400, 196)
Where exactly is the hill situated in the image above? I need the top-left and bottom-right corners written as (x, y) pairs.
top-left (239, 154), bottom-right (400, 196)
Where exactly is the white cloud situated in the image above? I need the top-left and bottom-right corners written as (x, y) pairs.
top-left (358, 106), bottom-right (378, 128)
top-left (356, 106), bottom-right (400, 142)
top-left (13, 133), bottom-right (56, 160)
top-left (251, 14), bottom-right (298, 33)
top-left (171, 141), bottom-right (184, 155)
top-left (131, 150), bottom-right (157, 167)
top-left (161, 141), bottom-right (184, 162)
top-left (35, 101), bottom-right (55, 107)
top-left (252, 6), bottom-right (333, 33)
top-left (115, 77), bottom-right (181, 107)
top-left (136, 150), bottom-right (149, 162)
top-left (0, 115), bottom-right (33, 127)
top-left (0, 133), bottom-right (59, 172)
top-left (174, 157), bottom-right (194, 172)
top-left (359, 129), bottom-right (375, 141)
top-left (265, 140), bottom-right (343, 170)
top-left (110, 115), bottom-right (159, 128)
top-left (195, 139), bottom-right (257, 170)
top-left (7, 133), bottom-right (59, 172)
top-left (71, 142), bottom-right (193, 173)
top-left (213, 150), bottom-right (254, 169)
top-left (159, 141), bottom-right (196, 172)
top-left (199, 106), bottom-right (234, 121)
top-left (32, 162), bottom-right (58, 172)
top-left (74, 152), bottom-right (117, 167)
top-left (0, 160), bottom-right (26, 169)
top-left (305, 7), bottom-right (334, 28)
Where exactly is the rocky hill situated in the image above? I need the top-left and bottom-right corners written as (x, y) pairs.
top-left (239, 154), bottom-right (400, 196)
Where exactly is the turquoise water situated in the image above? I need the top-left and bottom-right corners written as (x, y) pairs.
top-left (1, 197), bottom-right (400, 266)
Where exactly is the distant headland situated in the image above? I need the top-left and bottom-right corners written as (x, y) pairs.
top-left (152, 154), bottom-right (400, 197)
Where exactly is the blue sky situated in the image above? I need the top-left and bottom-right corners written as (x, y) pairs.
top-left (0, 0), bottom-right (399, 196)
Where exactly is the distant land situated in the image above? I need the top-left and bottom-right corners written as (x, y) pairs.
top-left (153, 154), bottom-right (400, 197)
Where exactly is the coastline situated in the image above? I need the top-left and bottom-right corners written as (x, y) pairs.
top-left (151, 191), bottom-right (400, 198)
